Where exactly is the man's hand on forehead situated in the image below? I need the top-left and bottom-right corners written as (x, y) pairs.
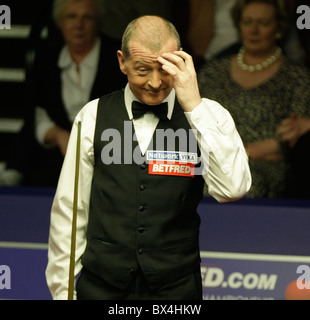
top-left (157, 51), bottom-right (202, 112)
top-left (157, 51), bottom-right (187, 76)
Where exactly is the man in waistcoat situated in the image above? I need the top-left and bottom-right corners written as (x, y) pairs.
top-left (46, 15), bottom-right (251, 300)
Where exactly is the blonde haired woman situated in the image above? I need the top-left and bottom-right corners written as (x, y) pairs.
top-left (198, 0), bottom-right (310, 198)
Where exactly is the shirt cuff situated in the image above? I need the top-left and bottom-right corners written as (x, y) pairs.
top-left (35, 106), bottom-right (57, 146)
top-left (184, 98), bottom-right (218, 129)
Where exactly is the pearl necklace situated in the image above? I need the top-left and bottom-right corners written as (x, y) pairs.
top-left (237, 46), bottom-right (282, 72)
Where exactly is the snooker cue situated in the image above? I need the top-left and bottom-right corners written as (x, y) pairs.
top-left (68, 119), bottom-right (81, 300)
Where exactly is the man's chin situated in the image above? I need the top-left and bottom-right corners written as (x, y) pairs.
top-left (142, 90), bottom-right (170, 105)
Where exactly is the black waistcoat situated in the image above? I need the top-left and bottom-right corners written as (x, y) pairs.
top-left (81, 90), bottom-right (205, 290)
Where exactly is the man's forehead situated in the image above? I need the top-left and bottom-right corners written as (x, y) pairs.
top-left (128, 40), bottom-right (178, 62)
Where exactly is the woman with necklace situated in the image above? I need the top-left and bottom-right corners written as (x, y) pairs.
top-left (198, 0), bottom-right (310, 198)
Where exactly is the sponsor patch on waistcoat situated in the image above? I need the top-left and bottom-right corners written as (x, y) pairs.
top-left (146, 151), bottom-right (197, 177)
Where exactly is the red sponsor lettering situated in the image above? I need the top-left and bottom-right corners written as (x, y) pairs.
top-left (148, 161), bottom-right (195, 177)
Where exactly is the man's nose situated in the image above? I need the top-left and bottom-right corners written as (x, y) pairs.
top-left (148, 71), bottom-right (162, 89)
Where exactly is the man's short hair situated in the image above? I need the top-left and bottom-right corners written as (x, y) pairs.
top-left (121, 15), bottom-right (181, 60)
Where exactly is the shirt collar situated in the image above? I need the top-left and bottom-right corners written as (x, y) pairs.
top-left (58, 37), bottom-right (101, 69)
top-left (124, 83), bottom-right (175, 120)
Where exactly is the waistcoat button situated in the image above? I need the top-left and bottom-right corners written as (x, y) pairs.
top-left (138, 205), bottom-right (144, 212)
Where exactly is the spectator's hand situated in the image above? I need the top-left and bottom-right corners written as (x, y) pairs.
top-left (277, 114), bottom-right (310, 148)
top-left (245, 138), bottom-right (283, 161)
top-left (158, 51), bottom-right (202, 112)
top-left (45, 126), bottom-right (70, 156)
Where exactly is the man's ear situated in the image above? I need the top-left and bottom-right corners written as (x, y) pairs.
top-left (117, 50), bottom-right (127, 75)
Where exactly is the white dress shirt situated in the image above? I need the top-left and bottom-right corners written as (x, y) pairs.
top-left (35, 38), bottom-right (101, 145)
top-left (46, 84), bottom-right (251, 299)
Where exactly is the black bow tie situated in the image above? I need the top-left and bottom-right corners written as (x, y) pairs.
top-left (132, 101), bottom-right (168, 120)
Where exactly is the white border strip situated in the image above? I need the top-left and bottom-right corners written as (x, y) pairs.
top-left (0, 25), bottom-right (31, 38)
top-left (0, 68), bottom-right (25, 82)
top-left (0, 241), bottom-right (48, 250)
top-left (0, 118), bottom-right (24, 133)
top-left (200, 251), bottom-right (310, 263)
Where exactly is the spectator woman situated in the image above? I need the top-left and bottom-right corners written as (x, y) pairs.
top-left (198, 0), bottom-right (310, 198)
